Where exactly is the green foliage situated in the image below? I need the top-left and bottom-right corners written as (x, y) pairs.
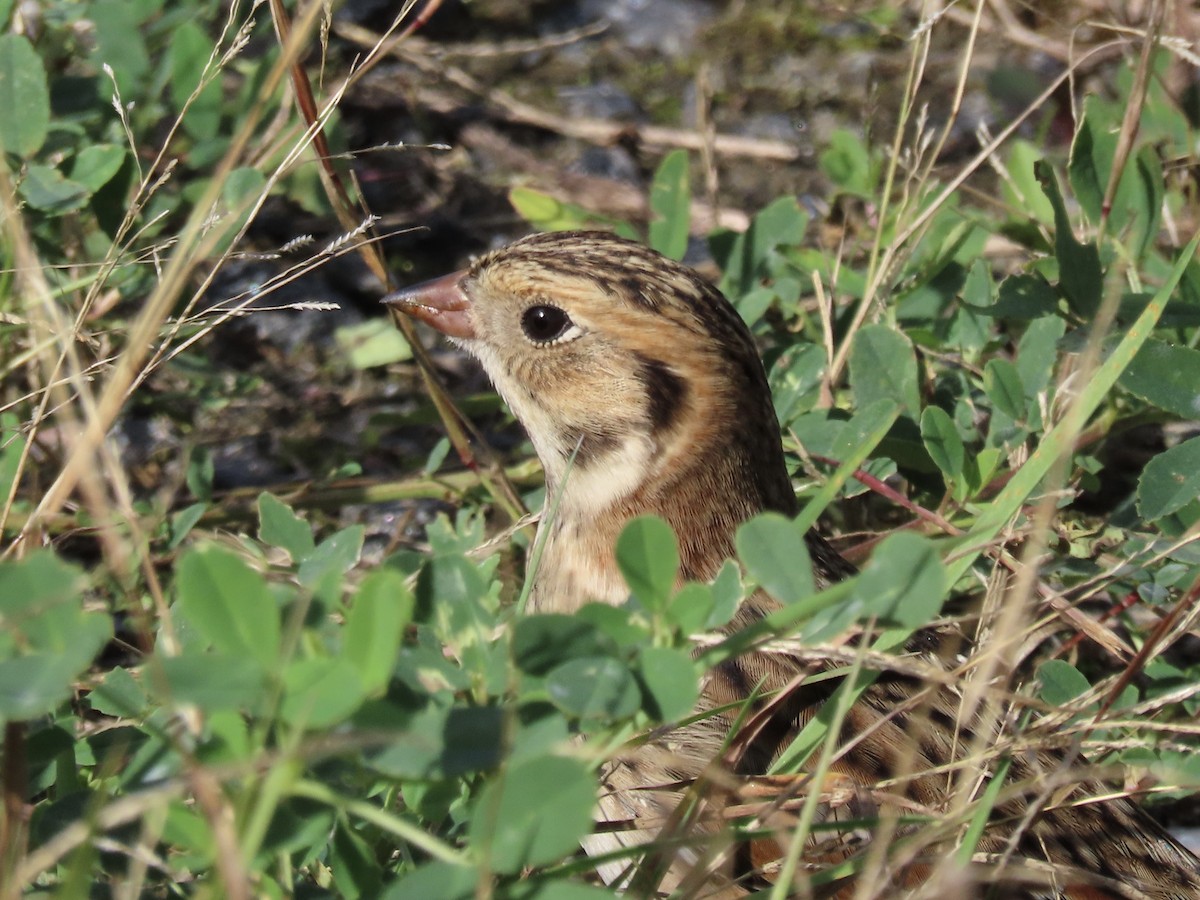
top-left (469, 754), bottom-right (596, 874)
top-left (336, 318), bottom-right (415, 369)
top-left (819, 128), bottom-right (877, 198)
top-left (510, 149), bottom-right (693, 257)
top-left (0, 34), bottom-right (50, 157)
top-left (920, 405), bottom-right (963, 483)
top-left (849, 324), bottom-right (920, 421)
top-left (615, 514), bottom-right (679, 609)
top-left (714, 195), bottom-right (809, 325)
top-left (508, 186), bottom-right (639, 239)
top-left (1138, 437), bottom-right (1200, 522)
top-left (0, 552), bottom-right (108, 720)
top-left (736, 512), bottom-right (814, 604)
top-left (851, 533), bottom-right (944, 627)
top-left (647, 148), bottom-right (691, 260)
top-left (1119, 339), bottom-right (1200, 418)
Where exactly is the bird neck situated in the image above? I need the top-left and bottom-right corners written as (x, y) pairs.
top-left (529, 419), bottom-right (796, 614)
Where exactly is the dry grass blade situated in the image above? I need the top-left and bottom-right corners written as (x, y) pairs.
top-left (1100, 0), bottom-right (1164, 225)
top-left (6, 0), bottom-right (327, 556)
top-left (266, 0), bottom-right (526, 522)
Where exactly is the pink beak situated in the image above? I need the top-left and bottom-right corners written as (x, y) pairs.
top-left (382, 271), bottom-right (475, 339)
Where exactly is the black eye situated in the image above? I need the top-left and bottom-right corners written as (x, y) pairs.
top-left (521, 305), bottom-right (573, 343)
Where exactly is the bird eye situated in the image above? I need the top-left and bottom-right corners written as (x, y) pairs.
top-left (521, 305), bottom-right (573, 344)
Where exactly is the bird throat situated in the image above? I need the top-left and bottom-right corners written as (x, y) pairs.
top-left (528, 421), bottom-right (780, 615)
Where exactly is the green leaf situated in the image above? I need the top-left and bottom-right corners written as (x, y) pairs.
top-left (1035, 161), bottom-right (1103, 318)
top-left (1015, 314), bottom-right (1065, 399)
top-left (920, 406), bottom-right (964, 481)
top-left (423, 436), bottom-right (451, 475)
top-left (851, 533), bottom-right (945, 627)
top-left (163, 801), bottom-right (216, 861)
top-left (546, 656), bottom-right (640, 721)
top-left (0, 414), bottom-right (24, 507)
top-left (258, 493), bottom-right (315, 561)
top-left (1067, 102), bottom-right (1105, 226)
top-left (770, 343), bottom-right (826, 426)
top-left (636, 646), bottom-right (698, 721)
top-left (736, 513), bottom-right (814, 604)
top-left (1126, 147), bottom-right (1165, 262)
top-left (961, 258), bottom-right (993, 308)
top-left (648, 149), bottom-right (691, 260)
top-left (849, 324), bottom-right (920, 420)
top-left (89, 0), bottom-right (151, 95)
top-left (512, 615), bottom-right (616, 676)
top-left (280, 657), bottom-right (365, 728)
top-left (264, 799), bottom-right (337, 867)
top-left (1068, 99), bottom-right (1162, 260)
top-left (0, 0), bottom-right (12, 29)
top-left (383, 862), bottom-right (476, 900)
top-left (793, 400), bottom-right (900, 531)
top-left (510, 186), bottom-right (563, 224)
top-left (0, 655), bottom-right (93, 720)
top-left (615, 515), bottom-right (679, 609)
top-left (213, 167), bottom-right (267, 252)
top-left (0, 550), bottom-right (86, 621)
top-left (158, 653), bottom-right (267, 711)
top-left (0, 554), bottom-right (109, 718)
top-left (70, 144), bottom-right (126, 193)
top-left (985, 274), bottom-right (1058, 319)
top-left (90, 667), bottom-right (146, 718)
top-left (469, 755), bottom-right (595, 874)
top-left (417, 554), bottom-right (488, 621)
top-left (329, 820), bottom-right (384, 899)
top-left (1003, 140), bottom-right (1055, 226)
top-left (177, 545), bottom-right (280, 667)
top-left (508, 187), bottom-right (638, 239)
top-left (297, 525), bottom-right (363, 587)
top-left (169, 502), bottom-right (207, 550)
top-left (819, 128), bottom-right (873, 196)
top-left (364, 704), bottom-right (503, 779)
top-left (1137, 437), bottom-right (1200, 522)
top-left (0, 34), bottom-right (49, 157)
top-left (344, 569), bottom-right (413, 693)
top-left (665, 582), bottom-right (716, 635)
top-left (19, 165), bottom-right (91, 214)
top-left (751, 196), bottom-right (809, 263)
top-left (169, 21), bottom-right (223, 139)
top-left (706, 561), bottom-right (745, 628)
top-left (983, 358), bottom-right (1026, 420)
top-left (335, 318), bottom-right (413, 369)
top-left (186, 446), bottom-right (213, 502)
top-left (1119, 339), bottom-right (1200, 418)
top-left (1038, 659), bottom-right (1093, 707)
top-left (523, 885), bottom-right (622, 900)
top-left (715, 196), bottom-right (809, 299)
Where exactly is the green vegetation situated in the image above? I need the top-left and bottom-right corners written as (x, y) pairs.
top-left (2, 3), bottom-right (1199, 898)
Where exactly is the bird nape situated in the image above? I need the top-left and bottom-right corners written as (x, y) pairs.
top-left (384, 231), bottom-right (1200, 899)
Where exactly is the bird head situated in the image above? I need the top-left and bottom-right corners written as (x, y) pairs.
top-left (385, 231), bottom-right (797, 606)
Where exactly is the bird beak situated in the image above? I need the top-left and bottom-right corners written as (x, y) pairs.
top-left (381, 271), bottom-right (476, 339)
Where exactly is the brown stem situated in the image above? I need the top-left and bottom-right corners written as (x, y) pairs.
top-left (1, 722), bottom-right (29, 900)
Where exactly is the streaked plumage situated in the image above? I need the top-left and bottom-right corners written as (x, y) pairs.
top-left (386, 231), bottom-right (1200, 898)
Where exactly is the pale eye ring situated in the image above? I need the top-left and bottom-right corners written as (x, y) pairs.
top-left (521, 305), bottom-right (574, 344)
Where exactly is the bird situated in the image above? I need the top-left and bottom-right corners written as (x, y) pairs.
top-left (384, 231), bottom-right (1200, 898)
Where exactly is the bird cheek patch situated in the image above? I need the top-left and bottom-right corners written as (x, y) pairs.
top-left (569, 425), bottom-right (625, 468)
top-left (634, 354), bottom-right (688, 435)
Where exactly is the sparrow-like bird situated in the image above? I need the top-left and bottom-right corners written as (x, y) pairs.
top-left (385, 231), bottom-right (1200, 898)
